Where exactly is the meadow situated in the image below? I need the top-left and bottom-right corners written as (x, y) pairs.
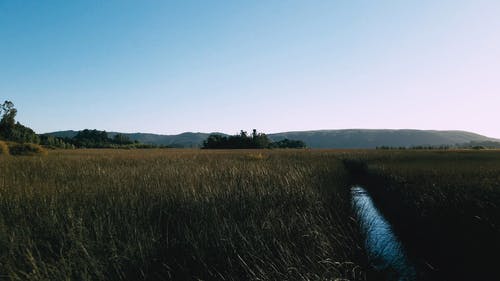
top-left (346, 150), bottom-right (500, 280)
top-left (0, 149), bottom-right (370, 281)
top-left (1, 149), bottom-right (499, 280)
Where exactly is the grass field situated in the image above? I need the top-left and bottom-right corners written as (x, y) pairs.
top-left (1, 149), bottom-right (499, 280)
top-left (347, 150), bottom-right (500, 280)
top-left (0, 149), bottom-right (370, 281)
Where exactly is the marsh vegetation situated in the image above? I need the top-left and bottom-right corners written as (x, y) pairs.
top-left (0, 149), bottom-right (499, 280)
top-left (345, 150), bottom-right (500, 280)
top-left (0, 149), bottom-right (368, 281)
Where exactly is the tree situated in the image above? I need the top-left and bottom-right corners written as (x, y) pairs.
top-left (65, 130), bottom-right (146, 148)
top-left (0, 101), bottom-right (39, 143)
top-left (113, 134), bottom-right (133, 145)
top-left (72, 129), bottom-right (110, 147)
top-left (0, 101), bottom-right (17, 140)
top-left (202, 129), bottom-right (272, 149)
top-left (202, 134), bottom-right (228, 149)
top-left (39, 135), bottom-right (73, 149)
top-left (269, 138), bottom-right (306, 149)
top-left (251, 129), bottom-right (270, 148)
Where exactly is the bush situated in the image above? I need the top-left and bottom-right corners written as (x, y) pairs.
top-left (8, 143), bottom-right (47, 156)
top-left (0, 141), bottom-right (9, 155)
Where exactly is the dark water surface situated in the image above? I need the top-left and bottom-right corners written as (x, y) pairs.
top-left (351, 186), bottom-right (416, 281)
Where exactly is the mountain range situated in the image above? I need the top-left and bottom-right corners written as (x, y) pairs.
top-left (45, 129), bottom-right (500, 149)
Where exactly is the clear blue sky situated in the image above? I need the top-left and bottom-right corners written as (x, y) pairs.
top-left (1, 0), bottom-right (499, 137)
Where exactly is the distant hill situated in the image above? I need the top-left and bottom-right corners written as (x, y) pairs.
top-left (45, 130), bottom-right (80, 139)
top-left (45, 129), bottom-right (499, 149)
top-left (268, 129), bottom-right (500, 149)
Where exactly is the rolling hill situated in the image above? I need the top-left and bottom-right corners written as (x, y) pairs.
top-left (268, 129), bottom-right (500, 148)
top-left (45, 129), bottom-right (500, 149)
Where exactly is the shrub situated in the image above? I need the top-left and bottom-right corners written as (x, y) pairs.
top-left (8, 143), bottom-right (47, 156)
top-left (0, 141), bottom-right (9, 155)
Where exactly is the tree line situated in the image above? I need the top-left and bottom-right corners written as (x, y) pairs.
top-left (1, 101), bottom-right (307, 149)
top-left (376, 141), bottom-right (500, 150)
top-left (202, 129), bottom-right (306, 149)
top-left (59, 129), bottom-right (161, 149)
top-left (0, 101), bottom-right (156, 149)
top-left (0, 101), bottom-right (40, 144)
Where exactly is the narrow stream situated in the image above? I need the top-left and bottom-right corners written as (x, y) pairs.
top-left (351, 186), bottom-right (416, 281)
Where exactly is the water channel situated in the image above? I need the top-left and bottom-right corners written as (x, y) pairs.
top-left (351, 186), bottom-right (416, 281)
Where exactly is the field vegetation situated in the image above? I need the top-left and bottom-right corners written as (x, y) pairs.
top-left (1, 148), bottom-right (499, 280)
top-left (346, 150), bottom-right (500, 280)
top-left (0, 149), bottom-right (370, 281)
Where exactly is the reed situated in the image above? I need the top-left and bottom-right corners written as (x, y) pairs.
top-left (346, 150), bottom-right (500, 280)
top-left (0, 149), bottom-right (368, 281)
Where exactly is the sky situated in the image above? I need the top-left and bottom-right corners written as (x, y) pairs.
top-left (1, 0), bottom-right (499, 137)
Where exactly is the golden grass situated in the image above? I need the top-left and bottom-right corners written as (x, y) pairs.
top-left (0, 140), bottom-right (9, 155)
top-left (0, 149), bottom-right (369, 281)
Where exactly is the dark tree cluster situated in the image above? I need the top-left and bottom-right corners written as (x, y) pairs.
top-left (0, 101), bottom-right (39, 144)
top-left (0, 100), bottom-right (72, 148)
top-left (0, 101), bottom-right (153, 149)
top-left (39, 135), bottom-right (75, 149)
top-left (202, 129), bottom-right (306, 149)
top-left (61, 130), bottom-right (165, 149)
top-left (64, 130), bottom-right (141, 148)
top-left (269, 138), bottom-right (306, 149)
top-left (459, 141), bottom-right (500, 149)
top-left (202, 130), bottom-right (270, 149)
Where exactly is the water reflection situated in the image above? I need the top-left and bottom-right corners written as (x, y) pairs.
top-left (351, 186), bottom-right (416, 281)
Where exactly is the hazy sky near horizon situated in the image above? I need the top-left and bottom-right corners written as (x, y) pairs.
top-left (1, 1), bottom-right (500, 137)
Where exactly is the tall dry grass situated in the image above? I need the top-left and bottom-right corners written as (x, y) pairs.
top-left (0, 141), bottom-right (9, 155)
top-left (0, 149), bottom-right (369, 281)
top-left (346, 150), bottom-right (500, 280)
